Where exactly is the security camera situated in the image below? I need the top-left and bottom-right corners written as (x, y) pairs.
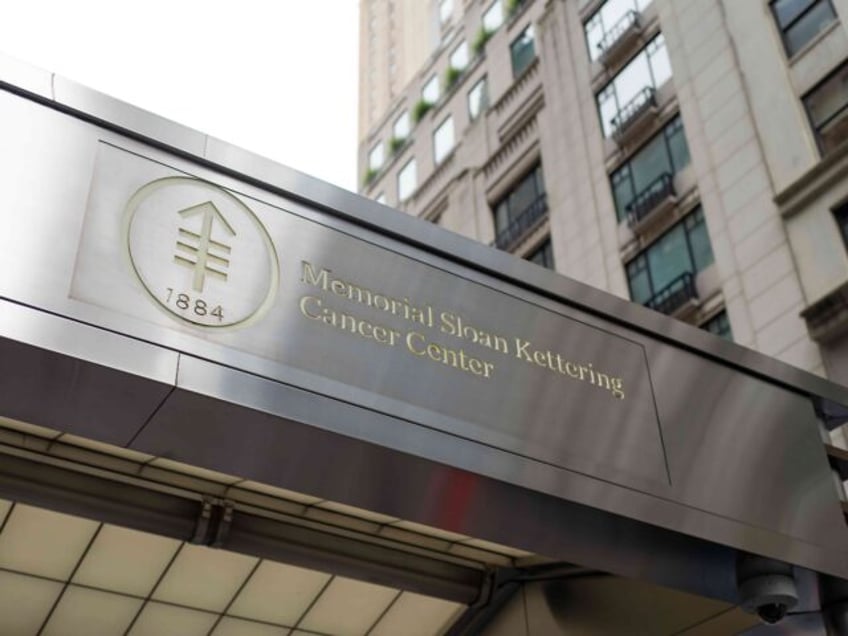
top-left (736, 554), bottom-right (799, 624)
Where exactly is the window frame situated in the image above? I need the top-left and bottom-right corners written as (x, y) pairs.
top-left (468, 75), bottom-right (489, 120)
top-left (700, 310), bottom-right (733, 340)
top-left (482, 0), bottom-right (504, 33)
top-left (393, 110), bottom-right (411, 141)
top-left (368, 141), bottom-right (385, 171)
top-left (770, 0), bottom-right (838, 57)
top-left (493, 164), bottom-right (546, 236)
top-left (595, 33), bottom-right (671, 137)
top-left (433, 115), bottom-right (456, 164)
top-left (525, 238), bottom-right (555, 270)
top-left (509, 24), bottom-right (536, 78)
top-left (583, 0), bottom-right (654, 62)
top-left (450, 40), bottom-right (469, 71)
top-left (609, 115), bottom-right (690, 221)
top-left (397, 157), bottom-right (418, 202)
top-left (802, 60), bottom-right (848, 156)
top-left (422, 74), bottom-right (440, 104)
top-left (625, 206), bottom-right (713, 304)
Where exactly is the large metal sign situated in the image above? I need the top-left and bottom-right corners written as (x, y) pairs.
top-left (1, 61), bottom-right (848, 593)
top-left (74, 142), bottom-right (666, 490)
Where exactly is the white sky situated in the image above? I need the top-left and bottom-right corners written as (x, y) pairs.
top-left (0, 0), bottom-right (360, 192)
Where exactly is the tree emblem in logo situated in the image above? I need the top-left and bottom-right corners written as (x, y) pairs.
top-left (124, 177), bottom-right (278, 328)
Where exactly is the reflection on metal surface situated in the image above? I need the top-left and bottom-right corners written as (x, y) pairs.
top-left (73, 142), bottom-right (668, 491)
top-left (122, 172), bottom-right (279, 329)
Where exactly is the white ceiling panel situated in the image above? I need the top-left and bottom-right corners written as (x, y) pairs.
top-left (41, 585), bottom-right (142, 636)
top-left (369, 591), bottom-right (464, 636)
top-left (152, 543), bottom-right (258, 612)
top-left (72, 523), bottom-right (181, 596)
top-left (0, 503), bottom-right (99, 578)
top-left (128, 601), bottom-right (218, 636)
top-left (228, 560), bottom-right (331, 626)
top-left (0, 570), bottom-right (63, 635)
top-left (212, 616), bottom-right (287, 636)
top-left (298, 576), bottom-right (398, 636)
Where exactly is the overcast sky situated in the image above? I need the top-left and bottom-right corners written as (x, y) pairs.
top-left (0, 1), bottom-right (360, 191)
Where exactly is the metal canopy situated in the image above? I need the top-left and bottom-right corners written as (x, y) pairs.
top-left (1, 52), bottom-right (848, 629)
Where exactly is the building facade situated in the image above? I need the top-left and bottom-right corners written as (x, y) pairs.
top-left (357, 0), bottom-right (848, 389)
top-left (359, 0), bottom-right (437, 140)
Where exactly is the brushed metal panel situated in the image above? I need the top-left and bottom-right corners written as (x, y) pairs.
top-left (51, 75), bottom-right (207, 156)
top-left (0, 303), bottom-right (176, 445)
top-left (0, 53), bottom-right (53, 99)
top-left (73, 142), bottom-right (668, 490)
top-left (650, 340), bottom-right (848, 551)
top-left (0, 77), bottom-right (846, 582)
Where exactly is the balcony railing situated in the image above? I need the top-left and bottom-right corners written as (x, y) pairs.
top-left (597, 11), bottom-right (642, 67)
top-left (645, 271), bottom-right (698, 316)
top-left (493, 193), bottom-right (548, 251)
top-left (626, 172), bottom-right (676, 230)
top-left (611, 87), bottom-right (657, 145)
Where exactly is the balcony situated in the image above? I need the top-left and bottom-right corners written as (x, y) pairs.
top-left (611, 87), bottom-right (658, 147)
top-left (645, 272), bottom-right (699, 318)
top-left (625, 172), bottom-right (677, 233)
top-left (597, 11), bottom-right (642, 68)
top-left (493, 193), bottom-right (548, 251)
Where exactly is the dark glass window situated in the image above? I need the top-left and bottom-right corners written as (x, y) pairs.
top-left (803, 61), bottom-right (848, 156)
top-left (510, 25), bottom-right (536, 78)
top-left (493, 165), bottom-right (547, 250)
top-left (525, 239), bottom-right (554, 270)
top-left (835, 200), bottom-right (848, 247)
top-left (625, 207), bottom-right (714, 305)
top-left (610, 116), bottom-right (691, 221)
top-left (771, 0), bottom-right (838, 57)
top-left (701, 311), bottom-right (733, 340)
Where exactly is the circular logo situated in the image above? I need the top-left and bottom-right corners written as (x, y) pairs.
top-left (124, 177), bottom-right (279, 329)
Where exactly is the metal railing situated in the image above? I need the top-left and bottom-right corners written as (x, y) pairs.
top-left (611, 87), bottom-right (656, 139)
top-left (625, 172), bottom-right (676, 228)
top-left (493, 193), bottom-right (548, 251)
top-left (597, 11), bottom-right (640, 58)
top-left (645, 271), bottom-right (697, 316)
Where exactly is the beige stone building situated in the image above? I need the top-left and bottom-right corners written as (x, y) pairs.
top-left (359, 0), bottom-right (438, 140)
top-left (357, 0), bottom-right (848, 387)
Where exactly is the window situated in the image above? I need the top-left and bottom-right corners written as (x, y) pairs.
top-left (433, 116), bottom-right (455, 164)
top-left (525, 239), bottom-right (555, 270)
top-left (422, 75), bottom-right (440, 104)
top-left (771, 0), bottom-right (837, 57)
top-left (610, 116), bottom-right (690, 221)
top-left (483, 1), bottom-right (504, 32)
top-left (584, 0), bottom-right (654, 61)
top-left (393, 111), bottom-right (410, 141)
top-left (398, 158), bottom-right (417, 202)
top-left (439, 0), bottom-right (454, 24)
top-left (803, 61), bottom-right (848, 156)
top-left (450, 41), bottom-right (469, 71)
top-left (468, 76), bottom-right (489, 120)
top-left (368, 141), bottom-right (385, 171)
top-left (510, 25), bottom-right (536, 78)
top-left (701, 311), bottom-right (733, 340)
top-left (375, 193), bottom-right (387, 205)
top-left (835, 200), bottom-right (848, 247)
top-left (597, 34), bottom-right (672, 137)
top-left (626, 207), bottom-right (714, 305)
top-left (493, 164), bottom-right (547, 249)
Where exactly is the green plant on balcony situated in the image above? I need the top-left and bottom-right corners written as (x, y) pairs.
top-left (388, 136), bottom-right (406, 155)
top-left (412, 99), bottom-right (433, 124)
top-left (472, 26), bottom-right (493, 56)
top-left (507, 0), bottom-right (523, 16)
top-left (445, 66), bottom-right (462, 91)
top-left (363, 167), bottom-right (378, 187)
